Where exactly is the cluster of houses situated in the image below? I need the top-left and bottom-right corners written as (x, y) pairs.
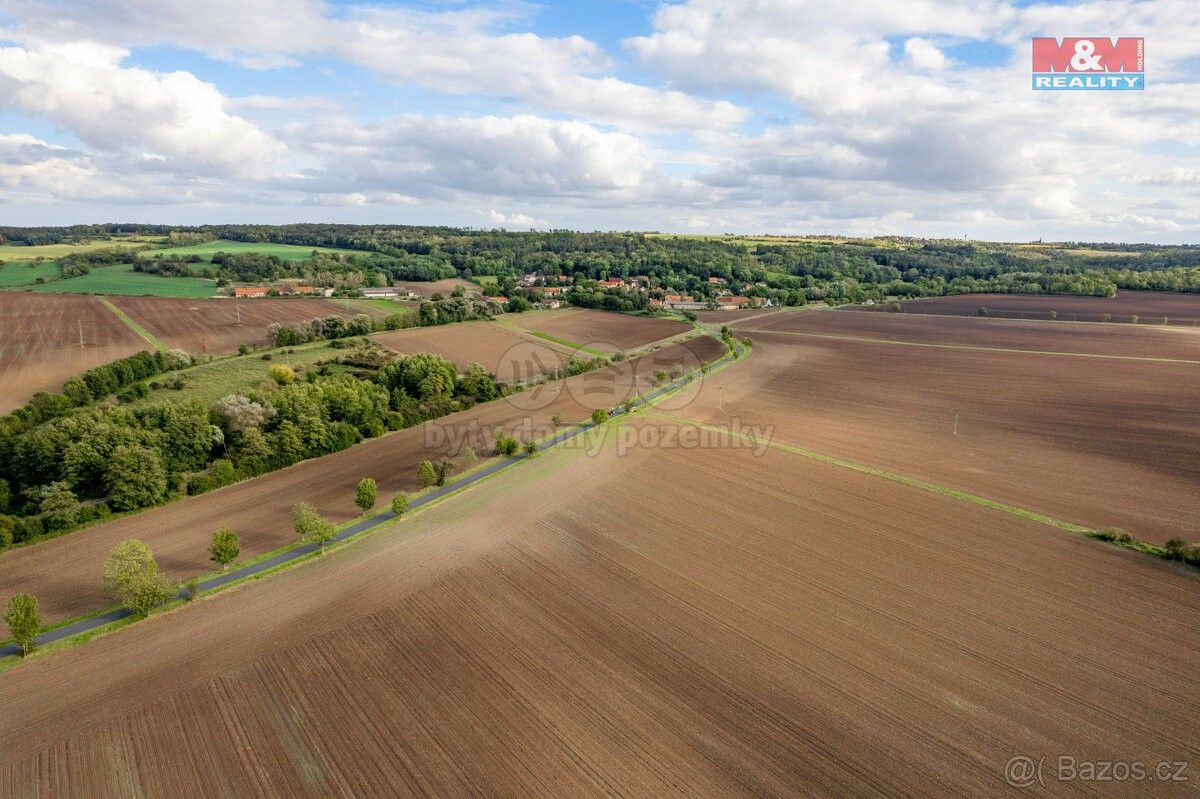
top-left (232, 284), bottom-right (329, 298)
top-left (227, 272), bottom-right (765, 311)
top-left (519, 272), bottom-right (764, 311)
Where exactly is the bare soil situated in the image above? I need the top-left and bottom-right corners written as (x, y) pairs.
top-left (684, 317), bottom-right (1200, 544)
top-left (503, 309), bottom-right (691, 353)
top-left (374, 323), bottom-right (566, 382)
top-left (0, 294), bottom-right (147, 412)
top-left (108, 296), bottom-right (396, 355)
top-left (885, 291), bottom-right (1200, 325)
top-left (0, 424), bottom-right (1196, 797)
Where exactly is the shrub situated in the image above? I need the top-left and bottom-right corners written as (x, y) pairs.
top-left (238, 344), bottom-right (249, 355)
top-left (494, 428), bottom-right (520, 456)
top-left (523, 441), bottom-right (538, 457)
top-left (209, 527), bottom-right (240, 569)
top-left (183, 577), bottom-right (201, 601)
top-left (269, 364), bottom-right (295, 385)
top-left (261, 353), bottom-right (273, 361)
top-left (356, 477), bottom-right (378, 511)
top-left (590, 408), bottom-right (608, 425)
top-left (434, 459), bottom-right (455, 486)
top-left (1164, 537), bottom-right (1191, 561)
top-left (391, 493), bottom-right (409, 516)
top-left (417, 459), bottom-right (438, 487)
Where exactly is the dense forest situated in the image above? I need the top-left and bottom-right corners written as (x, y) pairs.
top-left (5, 225), bottom-right (1199, 303)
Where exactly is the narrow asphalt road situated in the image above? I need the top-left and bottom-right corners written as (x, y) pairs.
top-left (1, 336), bottom-right (743, 659)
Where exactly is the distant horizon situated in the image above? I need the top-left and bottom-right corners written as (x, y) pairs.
top-left (2, 222), bottom-right (1196, 249)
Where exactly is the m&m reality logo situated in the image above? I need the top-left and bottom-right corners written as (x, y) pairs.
top-left (1032, 37), bottom-right (1144, 90)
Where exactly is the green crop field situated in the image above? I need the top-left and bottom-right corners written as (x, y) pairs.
top-left (0, 260), bottom-right (61, 286)
top-left (27, 264), bottom-right (216, 298)
top-left (0, 236), bottom-right (164, 260)
top-left (138, 239), bottom-right (371, 262)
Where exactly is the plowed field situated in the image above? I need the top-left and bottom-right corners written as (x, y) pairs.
top-left (0, 422), bottom-right (1196, 796)
top-left (374, 323), bottom-right (566, 382)
top-left (108, 296), bottom-right (397, 355)
top-left (502, 309), bottom-right (691, 353)
top-left (688, 315), bottom-right (1200, 544)
top-left (0, 294), bottom-right (148, 412)
top-left (886, 291), bottom-right (1200, 325)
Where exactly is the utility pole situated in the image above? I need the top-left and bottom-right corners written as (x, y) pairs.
top-left (236, 301), bottom-right (241, 326)
top-left (953, 410), bottom-right (959, 436)
top-left (78, 319), bottom-right (85, 348)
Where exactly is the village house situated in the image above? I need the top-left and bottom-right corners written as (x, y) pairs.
top-left (715, 296), bottom-right (752, 310)
top-left (599, 278), bottom-right (625, 289)
top-left (233, 286), bottom-right (269, 298)
top-left (361, 287), bottom-right (399, 298)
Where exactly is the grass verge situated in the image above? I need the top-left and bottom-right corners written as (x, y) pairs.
top-left (96, 296), bottom-right (167, 350)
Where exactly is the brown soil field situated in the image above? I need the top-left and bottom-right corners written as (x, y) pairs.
top-left (503, 308), bottom-right (692, 353)
top-left (108, 296), bottom-right (396, 355)
top-left (0, 337), bottom-right (724, 623)
top-left (1, 425), bottom-right (1196, 796)
top-left (751, 307), bottom-right (1200, 360)
top-left (0, 294), bottom-right (148, 412)
top-left (374, 322), bottom-right (567, 382)
top-left (887, 290), bottom-right (1200, 325)
top-left (676, 323), bottom-right (1200, 545)
top-left (396, 278), bottom-right (480, 298)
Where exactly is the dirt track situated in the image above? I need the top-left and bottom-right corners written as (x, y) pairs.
top-left (0, 423), bottom-right (1196, 797)
top-left (0, 294), bottom-right (148, 411)
top-left (690, 316), bottom-right (1200, 544)
top-left (0, 337), bottom-right (723, 623)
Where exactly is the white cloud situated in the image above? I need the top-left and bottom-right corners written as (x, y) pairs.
top-left (0, 0), bottom-right (746, 132)
top-left (904, 37), bottom-right (948, 70)
top-left (485, 209), bottom-right (547, 228)
top-left (291, 114), bottom-right (661, 199)
top-left (0, 41), bottom-right (284, 175)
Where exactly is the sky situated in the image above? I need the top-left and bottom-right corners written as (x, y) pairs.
top-left (0, 0), bottom-right (1197, 242)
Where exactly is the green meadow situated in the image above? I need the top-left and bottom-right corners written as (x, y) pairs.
top-left (138, 239), bottom-right (371, 262)
top-left (27, 264), bottom-right (217, 298)
top-left (0, 260), bottom-right (61, 286)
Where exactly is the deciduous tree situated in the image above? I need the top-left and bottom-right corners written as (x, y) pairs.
top-left (209, 527), bottom-right (240, 569)
top-left (4, 594), bottom-right (40, 656)
top-left (356, 477), bottom-right (377, 511)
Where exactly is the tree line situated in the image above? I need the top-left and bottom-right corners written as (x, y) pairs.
top-left (0, 344), bottom-right (504, 550)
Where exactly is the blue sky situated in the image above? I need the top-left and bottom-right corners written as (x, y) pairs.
top-left (0, 0), bottom-right (1196, 242)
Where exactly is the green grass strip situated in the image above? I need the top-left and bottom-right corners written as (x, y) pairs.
top-left (96, 296), bottom-right (167, 351)
top-left (523, 329), bottom-right (608, 357)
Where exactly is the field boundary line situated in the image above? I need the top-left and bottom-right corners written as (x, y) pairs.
top-left (95, 296), bottom-right (167, 351)
top-left (733, 327), bottom-right (1200, 365)
top-left (648, 411), bottom-right (1196, 573)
